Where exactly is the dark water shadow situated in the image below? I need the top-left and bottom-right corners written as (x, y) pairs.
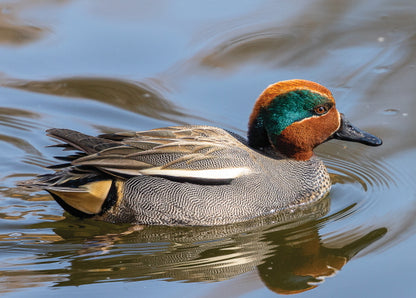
top-left (0, 8), bottom-right (45, 46)
top-left (159, 0), bottom-right (356, 76)
top-left (2, 76), bottom-right (200, 126)
top-left (3, 196), bottom-right (386, 295)
top-left (159, 0), bottom-right (416, 114)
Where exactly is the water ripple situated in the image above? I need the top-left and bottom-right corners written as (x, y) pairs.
top-left (0, 107), bottom-right (42, 132)
top-left (319, 143), bottom-right (398, 192)
top-left (2, 76), bottom-right (198, 125)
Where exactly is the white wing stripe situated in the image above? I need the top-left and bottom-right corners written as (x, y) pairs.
top-left (140, 167), bottom-right (252, 179)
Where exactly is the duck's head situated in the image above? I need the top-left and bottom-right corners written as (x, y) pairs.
top-left (248, 79), bottom-right (382, 160)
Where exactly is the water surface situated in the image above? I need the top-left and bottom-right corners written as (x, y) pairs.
top-left (1, 0), bottom-right (416, 297)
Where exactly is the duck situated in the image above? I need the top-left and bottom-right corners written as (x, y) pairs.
top-left (30, 79), bottom-right (382, 226)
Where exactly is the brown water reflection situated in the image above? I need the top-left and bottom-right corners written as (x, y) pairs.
top-left (0, 9), bottom-right (44, 45)
top-left (3, 76), bottom-right (195, 125)
top-left (161, 0), bottom-right (416, 83)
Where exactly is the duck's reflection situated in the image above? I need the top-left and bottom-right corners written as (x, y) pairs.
top-left (257, 223), bottom-right (386, 294)
top-left (42, 196), bottom-right (386, 294)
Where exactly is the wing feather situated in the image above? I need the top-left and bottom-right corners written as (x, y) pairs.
top-left (50, 126), bottom-right (254, 182)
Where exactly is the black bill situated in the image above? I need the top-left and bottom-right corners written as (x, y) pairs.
top-left (332, 114), bottom-right (382, 146)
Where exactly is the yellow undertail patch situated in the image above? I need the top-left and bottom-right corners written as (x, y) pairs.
top-left (48, 180), bottom-right (112, 214)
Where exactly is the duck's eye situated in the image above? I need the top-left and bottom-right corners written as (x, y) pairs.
top-left (314, 105), bottom-right (328, 115)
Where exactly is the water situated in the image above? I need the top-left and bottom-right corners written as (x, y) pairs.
top-left (1, 0), bottom-right (415, 297)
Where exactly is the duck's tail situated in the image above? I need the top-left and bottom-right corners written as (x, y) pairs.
top-left (20, 169), bottom-right (119, 218)
top-left (17, 128), bottom-right (125, 218)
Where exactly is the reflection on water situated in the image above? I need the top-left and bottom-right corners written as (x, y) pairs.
top-left (0, 0), bottom-right (415, 296)
top-left (0, 197), bottom-right (386, 294)
top-left (0, 107), bottom-right (42, 131)
top-left (0, 7), bottom-right (44, 45)
top-left (2, 76), bottom-right (195, 125)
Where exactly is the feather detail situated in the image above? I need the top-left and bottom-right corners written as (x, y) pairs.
top-left (46, 180), bottom-right (112, 214)
top-left (46, 126), bottom-right (254, 182)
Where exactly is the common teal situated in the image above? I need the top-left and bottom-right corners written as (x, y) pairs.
top-left (30, 79), bottom-right (382, 226)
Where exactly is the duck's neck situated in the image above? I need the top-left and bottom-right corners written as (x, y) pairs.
top-left (247, 118), bottom-right (269, 150)
top-left (248, 124), bottom-right (313, 161)
top-left (272, 141), bottom-right (314, 161)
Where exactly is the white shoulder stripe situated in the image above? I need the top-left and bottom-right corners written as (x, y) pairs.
top-left (140, 167), bottom-right (252, 180)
